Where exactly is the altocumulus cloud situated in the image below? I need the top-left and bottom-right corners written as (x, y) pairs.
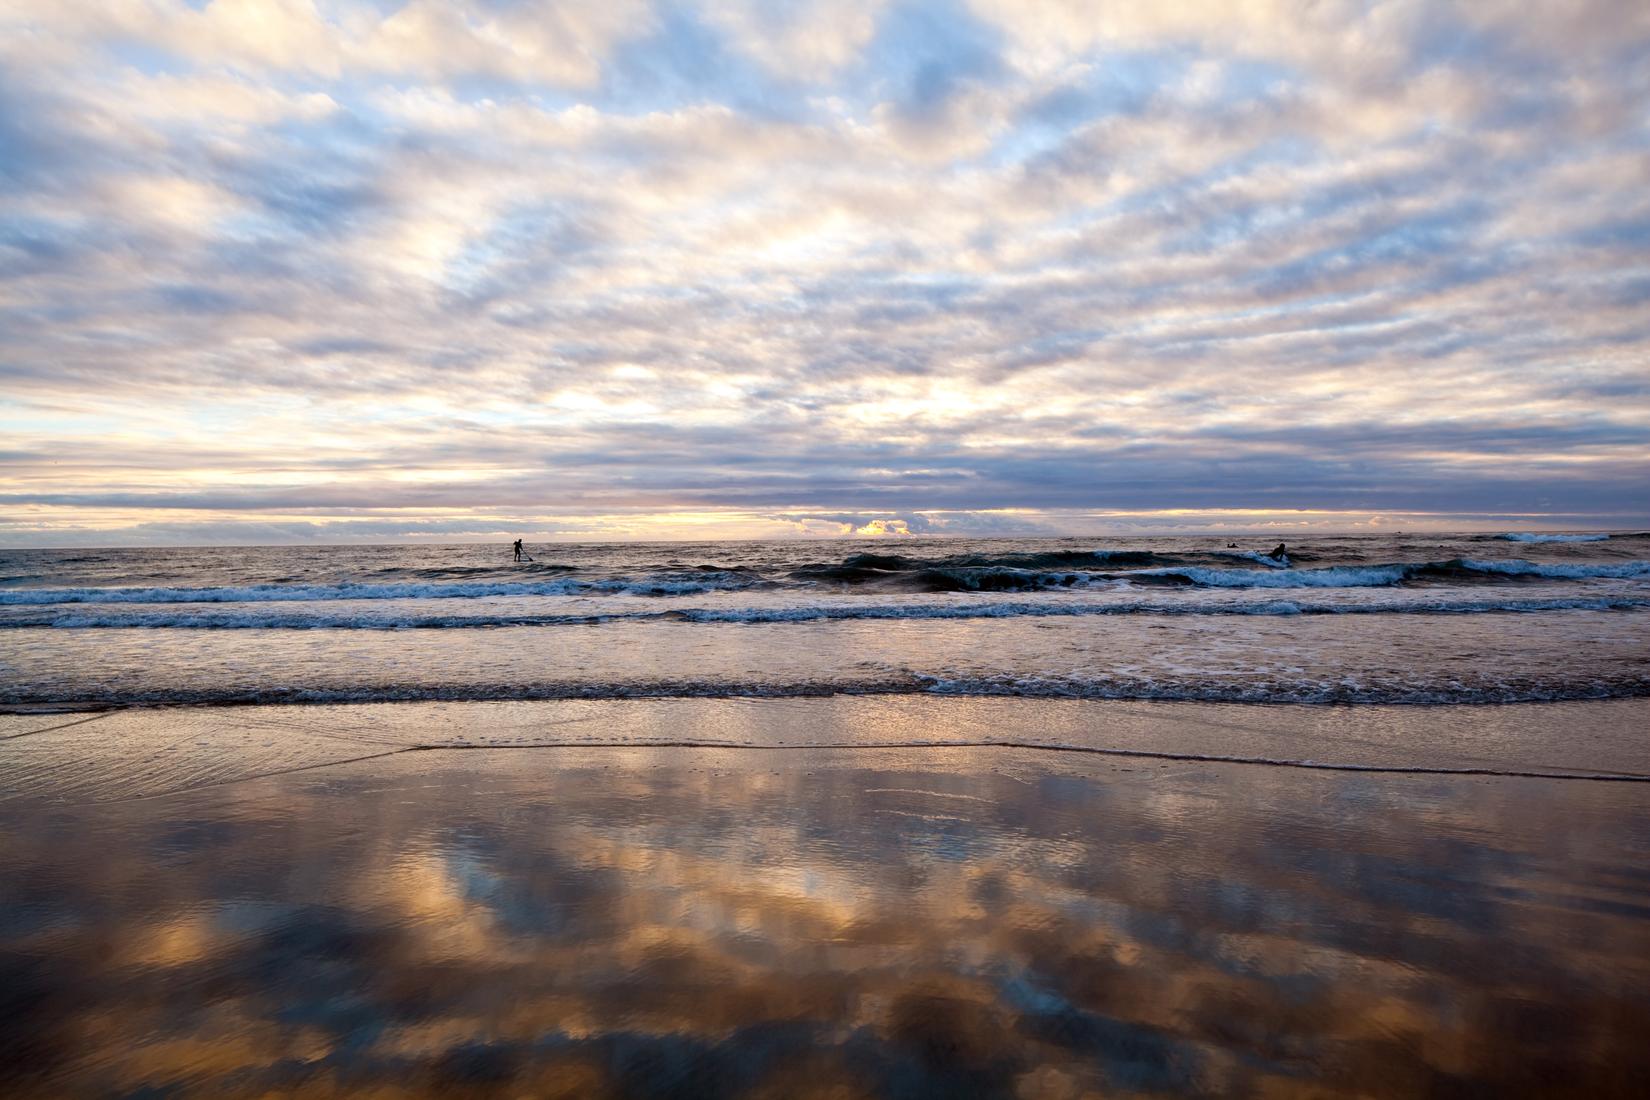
top-left (1, 0), bottom-right (1647, 545)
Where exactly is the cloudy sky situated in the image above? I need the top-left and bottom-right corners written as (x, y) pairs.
top-left (2, 1), bottom-right (1647, 544)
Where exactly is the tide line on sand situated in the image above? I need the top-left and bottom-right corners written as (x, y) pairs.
top-left (74, 738), bottom-right (1650, 808)
top-left (407, 738), bottom-right (1650, 783)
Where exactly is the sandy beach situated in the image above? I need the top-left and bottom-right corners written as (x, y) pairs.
top-left (4, 698), bottom-right (1648, 1097)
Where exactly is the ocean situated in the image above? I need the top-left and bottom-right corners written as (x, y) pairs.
top-left (3, 531), bottom-right (1647, 711)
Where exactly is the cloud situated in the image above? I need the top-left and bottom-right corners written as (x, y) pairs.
top-left (0, 1), bottom-right (1647, 544)
top-left (360, 0), bottom-right (654, 87)
top-left (701, 0), bottom-right (887, 81)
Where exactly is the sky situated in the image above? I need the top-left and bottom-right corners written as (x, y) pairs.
top-left (2, 0), bottom-right (1648, 545)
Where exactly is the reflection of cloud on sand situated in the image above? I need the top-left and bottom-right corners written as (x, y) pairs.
top-left (1, 732), bottom-right (1648, 1097)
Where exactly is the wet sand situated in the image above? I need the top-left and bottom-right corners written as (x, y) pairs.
top-left (3, 698), bottom-right (1649, 1097)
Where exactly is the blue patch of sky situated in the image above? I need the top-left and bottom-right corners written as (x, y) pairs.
top-left (1210, 55), bottom-right (1300, 101)
top-left (153, 284), bottom-right (245, 315)
top-left (0, 216), bottom-right (79, 264)
top-left (1475, 85), bottom-right (1573, 133)
top-left (836, 0), bottom-right (1004, 120)
top-left (0, 121), bottom-right (35, 190)
top-left (1143, 138), bottom-right (1322, 254)
top-left (1348, 201), bottom-right (1488, 266)
top-left (1022, 139), bottom-right (1312, 274)
top-left (1599, 271), bottom-right (1650, 309)
top-left (987, 50), bottom-right (1191, 170)
top-left (435, 204), bottom-right (598, 300)
top-left (1002, 82), bottom-right (1317, 253)
top-left (845, 277), bottom-right (980, 325)
top-left (1404, 7), bottom-right (1513, 75)
top-left (995, 329), bottom-right (1108, 372)
top-left (343, 0), bottom-right (417, 17)
top-left (217, 108), bottom-right (390, 242)
top-left (1573, 214), bottom-right (1650, 253)
top-left (596, 2), bottom-right (815, 122)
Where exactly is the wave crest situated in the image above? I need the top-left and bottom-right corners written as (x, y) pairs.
top-left (2, 557), bottom-right (1644, 607)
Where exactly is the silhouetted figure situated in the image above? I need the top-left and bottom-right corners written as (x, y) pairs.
top-left (1227, 542), bottom-right (1238, 548)
top-left (512, 538), bottom-right (523, 563)
top-left (1268, 542), bottom-right (1288, 561)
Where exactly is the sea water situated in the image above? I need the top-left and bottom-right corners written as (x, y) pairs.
top-left (2, 532), bottom-right (1647, 710)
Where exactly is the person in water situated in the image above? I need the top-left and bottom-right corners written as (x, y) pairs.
top-left (512, 538), bottom-right (524, 562)
top-left (1268, 542), bottom-right (1288, 561)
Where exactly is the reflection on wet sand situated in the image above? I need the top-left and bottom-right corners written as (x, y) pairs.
top-left (3, 739), bottom-right (1649, 1098)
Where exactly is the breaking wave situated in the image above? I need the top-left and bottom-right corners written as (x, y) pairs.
top-left (2, 558), bottom-right (1644, 608)
top-left (792, 553), bottom-right (1650, 592)
top-left (1127, 558), bottom-right (1650, 589)
top-left (1496, 533), bottom-right (1611, 543)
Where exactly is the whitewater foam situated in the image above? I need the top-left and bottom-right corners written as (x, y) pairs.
top-left (1129, 558), bottom-right (1650, 588)
top-left (1210, 550), bottom-right (1292, 568)
top-left (1455, 558), bottom-right (1650, 579)
top-left (6, 557), bottom-right (1644, 606)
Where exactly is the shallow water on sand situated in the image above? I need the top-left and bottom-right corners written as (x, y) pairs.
top-left (2, 701), bottom-right (1648, 1098)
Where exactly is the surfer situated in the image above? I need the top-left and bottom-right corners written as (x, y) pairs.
top-left (512, 538), bottom-right (524, 563)
top-left (1268, 542), bottom-right (1288, 562)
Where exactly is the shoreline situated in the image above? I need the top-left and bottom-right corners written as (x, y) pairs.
top-left (5, 696), bottom-right (1650, 807)
top-left (6, 685), bottom-right (1650, 719)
